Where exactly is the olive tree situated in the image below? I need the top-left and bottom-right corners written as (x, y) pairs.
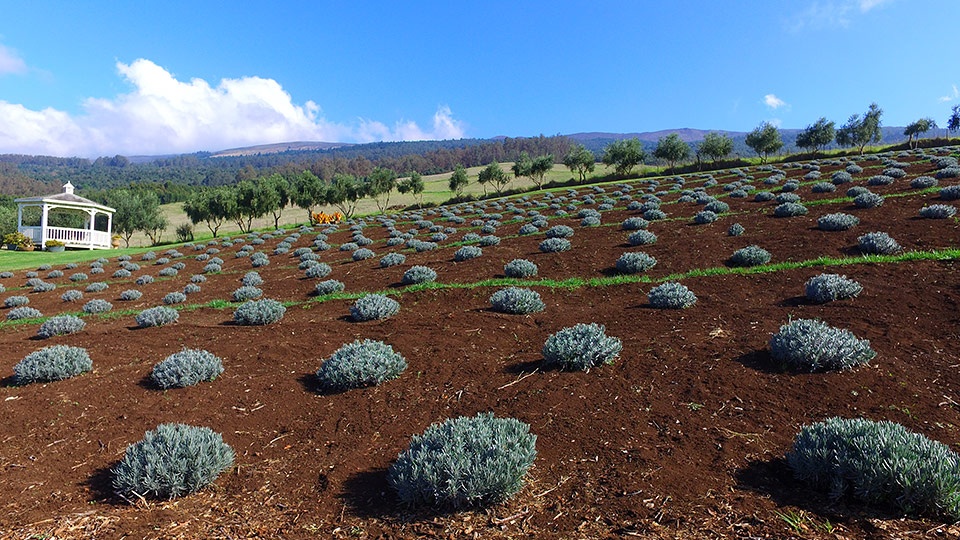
top-left (478, 162), bottom-right (510, 194)
top-left (368, 166), bottom-right (398, 213)
top-left (796, 117), bottom-right (835, 154)
top-left (601, 138), bottom-right (645, 176)
top-left (397, 171), bottom-right (425, 207)
top-left (836, 103), bottom-right (883, 154)
top-left (653, 133), bottom-right (690, 170)
top-left (697, 132), bottom-right (734, 162)
top-left (745, 122), bottom-right (783, 163)
top-left (448, 165), bottom-right (469, 198)
top-left (563, 144), bottom-right (595, 182)
top-left (290, 170), bottom-right (327, 224)
top-left (903, 117), bottom-right (937, 148)
top-left (106, 189), bottom-right (166, 247)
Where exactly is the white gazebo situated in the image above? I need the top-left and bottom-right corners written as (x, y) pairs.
top-left (14, 182), bottom-right (116, 250)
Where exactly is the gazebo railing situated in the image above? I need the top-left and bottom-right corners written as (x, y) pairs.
top-left (20, 226), bottom-right (112, 249)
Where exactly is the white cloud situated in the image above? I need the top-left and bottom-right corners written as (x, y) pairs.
top-left (0, 58), bottom-right (467, 157)
top-left (938, 84), bottom-right (959, 103)
top-left (0, 43), bottom-right (26, 75)
top-left (859, 0), bottom-right (893, 12)
top-left (768, 118), bottom-right (783, 128)
top-left (786, 0), bottom-right (894, 32)
top-left (763, 94), bottom-right (787, 109)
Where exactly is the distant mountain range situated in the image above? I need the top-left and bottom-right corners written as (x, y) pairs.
top-left (199, 126), bottom-right (919, 160)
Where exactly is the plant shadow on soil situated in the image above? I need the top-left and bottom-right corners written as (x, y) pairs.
top-left (86, 464), bottom-right (122, 504)
top-left (732, 350), bottom-right (786, 375)
top-left (340, 468), bottom-right (472, 522)
top-left (734, 458), bottom-right (908, 530)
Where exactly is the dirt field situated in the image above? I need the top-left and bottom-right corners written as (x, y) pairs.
top-left (1, 151), bottom-right (959, 539)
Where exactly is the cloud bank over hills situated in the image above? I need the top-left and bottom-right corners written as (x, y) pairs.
top-left (0, 59), bottom-right (466, 158)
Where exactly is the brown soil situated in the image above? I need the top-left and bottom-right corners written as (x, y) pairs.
top-left (2, 154), bottom-right (960, 539)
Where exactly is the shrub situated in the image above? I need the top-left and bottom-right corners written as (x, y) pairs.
top-left (648, 282), bottom-right (697, 309)
top-left (47, 270), bottom-right (64, 279)
top-left (627, 230), bottom-right (658, 246)
top-left (151, 349), bottom-right (224, 389)
top-left (770, 318), bottom-right (874, 371)
top-left (388, 413), bottom-right (536, 509)
top-left (241, 271), bottom-right (263, 287)
top-left (773, 202), bottom-right (808, 217)
top-left (503, 259), bottom-right (538, 279)
top-left (939, 185), bottom-right (960, 200)
top-left (136, 306), bottom-right (179, 328)
top-left (37, 315), bottom-right (86, 338)
top-left (937, 167), bottom-right (960, 180)
top-left (136, 275), bottom-right (154, 286)
top-left (542, 323), bottom-right (622, 371)
top-left (615, 252), bottom-right (657, 274)
top-left (919, 204), bottom-right (957, 219)
top-left (911, 176), bottom-right (938, 189)
top-left (580, 216), bottom-right (601, 227)
top-left (858, 232), bottom-right (901, 255)
top-left (163, 292), bottom-right (187, 305)
top-left (703, 201), bottom-right (729, 214)
top-left (82, 299), bottom-right (113, 314)
top-left (233, 299), bottom-right (286, 325)
top-left (817, 213), bottom-right (859, 231)
top-left (5, 295), bottom-right (29, 307)
top-left (489, 287), bottom-right (545, 314)
top-left (190, 274), bottom-right (207, 284)
top-left (13, 345), bottom-right (92, 384)
top-left (315, 280), bottom-right (345, 295)
top-left (203, 263), bottom-right (222, 273)
top-left (112, 423), bottom-right (235, 501)
top-left (183, 283), bottom-right (201, 294)
top-left (84, 281), bottom-right (110, 292)
top-left (754, 191), bottom-right (775, 202)
top-left (621, 217), bottom-right (649, 230)
top-left (232, 286), bottom-right (263, 302)
top-left (538, 238), bottom-right (571, 253)
top-left (727, 223), bottom-right (745, 237)
top-left (693, 210), bottom-right (718, 224)
top-left (545, 225), bottom-right (574, 238)
top-left (454, 245), bottom-right (483, 261)
top-left (479, 235), bottom-right (500, 246)
top-left (7, 306), bottom-right (43, 320)
top-left (644, 209), bottom-right (667, 220)
top-left (729, 245), bottom-right (771, 267)
top-left (119, 289), bottom-right (143, 301)
top-left (351, 294), bottom-right (400, 322)
top-left (867, 175), bottom-right (895, 186)
top-left (69, 273), bottom-right (88, 282)
top-left (845, 164), bottom-right (863, 174)
top-left (158, 267), bottom-right (178, 277)
top-left (853, 192), bottom-right (884, 208)
top-left (786, 417), bottom-right (960, 520)
top-left (316, 339), bottom-right (407, 391)
top-left (831, 171), bottom-right (852, 184)
top-left (805, 274), bottom-right (863, 303)
top-left (402, 266), bottom-right (438, 285)
top-left (304, 263), bottom-right (332, 279)
top-left (811, 182), bottom-right (836, 193)
top-left (61, 290), bottom-right (83, 302)
top-left (32, 281), bottom-right (56, 293)
top-left (518, 224), bottom-right (538, 235)
top-left (352, 248), bottom-right (375, 261)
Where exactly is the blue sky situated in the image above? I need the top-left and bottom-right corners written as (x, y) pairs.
top-left (0, 0), bottom-right (957, 157)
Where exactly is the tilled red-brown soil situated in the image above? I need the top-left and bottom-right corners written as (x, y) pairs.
top-left (2, 153), bottom-right (960, 539)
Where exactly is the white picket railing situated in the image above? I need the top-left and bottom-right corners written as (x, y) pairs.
top-left (20, 226), bottom-right (112, 249)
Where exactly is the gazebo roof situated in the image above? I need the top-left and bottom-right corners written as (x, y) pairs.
top-left (15, 182), bottom-right (115, 213)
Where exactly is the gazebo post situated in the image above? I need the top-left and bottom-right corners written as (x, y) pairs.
top-left (87, 209), bottom-right (96, 249)
top-left (40, 203), bottom-right (49, 248)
